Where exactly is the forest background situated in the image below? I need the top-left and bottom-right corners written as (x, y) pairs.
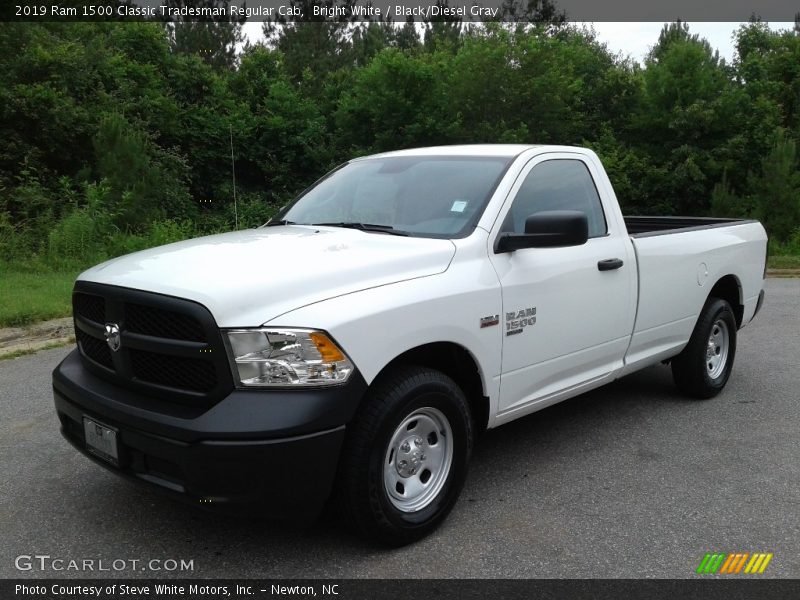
top-left (1, 8), bottom-right (799, 326)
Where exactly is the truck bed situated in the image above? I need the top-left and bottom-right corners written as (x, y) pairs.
top-left (624, 216), bottom-right (758, 237)
top-left (622, 217), bottom-right (767, 375)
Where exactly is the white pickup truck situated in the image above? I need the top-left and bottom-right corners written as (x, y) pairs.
top-left (53, 145), bottom-right (768, 545)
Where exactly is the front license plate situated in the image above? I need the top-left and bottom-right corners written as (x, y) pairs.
top-left (83, 417), bottom-right (119, 466)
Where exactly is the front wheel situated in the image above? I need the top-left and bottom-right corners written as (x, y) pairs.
top-left (336, 366), bottom-right (473, 545)
top-left (671, 297), bottom-right (738, 399)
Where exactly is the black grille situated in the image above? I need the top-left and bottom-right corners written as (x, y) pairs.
top-left (76, 328), bottom-right (113, 369)
top-left (71, 282), bottom-right (233, 406)
top-left (126, 303), bottom-right (205, 342)
top-left (131, 349), bottom-right (218, 392)
top-left (74, 293), bottom-right (105, 324)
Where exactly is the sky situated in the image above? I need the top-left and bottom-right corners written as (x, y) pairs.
top-left (242, 21), bottom-right (795, 64)
top-left (588, 22), bottom-right (794, 63)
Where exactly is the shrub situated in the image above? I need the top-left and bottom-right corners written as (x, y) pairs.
top-left (144, 219), bottom-right (196, 246)
top-left (93, 113), bottom-right (194, 231)
top-left (0, 211), bottom-right (37, 261)
top-left (48, 209), bottom-right (102, 262)
top-left (228, 192), bottom-right (282, 230)
top-left (105, 219), bottom-right (196, 259)
top-left (46, 181), bottom-right (114, 266)
top-left (769, 227), bottom-right (800, 256)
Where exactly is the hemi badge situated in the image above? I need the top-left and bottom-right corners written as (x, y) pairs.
top-left (480, 315), bottom-right (499, 328)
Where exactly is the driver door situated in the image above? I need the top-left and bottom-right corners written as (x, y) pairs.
top-left (489, 154), bottom-right (634, 416)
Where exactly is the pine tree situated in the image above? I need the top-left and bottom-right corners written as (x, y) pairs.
top-left (166, 0), bottom-right (244, 70)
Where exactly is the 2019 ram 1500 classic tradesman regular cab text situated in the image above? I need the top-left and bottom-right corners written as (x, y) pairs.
top-left (53, 145), bottom-right (768, 545)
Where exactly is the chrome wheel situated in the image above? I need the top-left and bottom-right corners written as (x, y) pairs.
top-left (383, 407), bottom-right (453, 513)
top-left (706, 318), bottom-right (729, 379)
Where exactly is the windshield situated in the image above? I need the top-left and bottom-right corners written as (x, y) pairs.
top-left (274, 156), bottom-right (512, 238)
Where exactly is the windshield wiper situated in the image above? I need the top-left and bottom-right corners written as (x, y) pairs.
top-left (263, 219), bottom-right (297, 227)
top-left (310, 222), bottom-right (409, 236)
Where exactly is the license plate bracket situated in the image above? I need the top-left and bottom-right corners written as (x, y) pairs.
top-left (82, 417), bottom-right (119, 466)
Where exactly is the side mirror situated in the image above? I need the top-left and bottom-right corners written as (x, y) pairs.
top-left (496, 210), bottom-right (589, 253)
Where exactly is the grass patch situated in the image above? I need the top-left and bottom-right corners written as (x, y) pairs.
top-left (768, 255), bottom-right (800, 270)
top-left (0, 264), bottom-right (80, 327)
top-left (0, 338), bottom-right (74, 360)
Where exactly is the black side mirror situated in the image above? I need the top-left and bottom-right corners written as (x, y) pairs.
top-left (496, 210), bottom-right (589, 253)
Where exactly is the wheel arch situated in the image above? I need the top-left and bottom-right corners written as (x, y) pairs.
top-left (369, 342), bottom-right (490, 433)
top-left (708, 274), bottom-right (744, 328)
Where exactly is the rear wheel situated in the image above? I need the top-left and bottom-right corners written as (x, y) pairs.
top-left (336, 366), bottom-right (473, 545)
top-left (671, 297), bottom-right (737, 399)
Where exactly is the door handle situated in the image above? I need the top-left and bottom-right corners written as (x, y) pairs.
top-left (598, 258), bottom-right (624, 271)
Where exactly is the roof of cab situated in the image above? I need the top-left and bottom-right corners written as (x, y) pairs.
top-left (358, 144), bottom-right (540, 159)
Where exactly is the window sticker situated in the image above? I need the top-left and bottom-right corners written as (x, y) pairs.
top-left (450, 200), bottom-right (468, 213)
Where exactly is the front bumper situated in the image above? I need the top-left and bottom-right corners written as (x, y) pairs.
top-left (53, 349), bottom-right (367, 518)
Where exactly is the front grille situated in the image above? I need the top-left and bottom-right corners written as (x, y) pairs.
top-left (74, 292), bottom-right (105, 324)
top-left (126, 303), bottom-right (205, 342)
top-left (71, 282), bottom-right (233, 406)
top-left (76, 328), bottom-right (113, 369)
top-left (131, 349), bottom-right (218, 392)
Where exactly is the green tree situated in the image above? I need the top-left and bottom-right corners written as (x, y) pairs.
top-left (93, 114), bottom-right (193, 230)
top-left (334, 48), bottom-right (457, 152)
top-left (633, 22), bottom-right (739, 214)
top-left (752, 131), bottom-right (800, 241)
top-left (166, 1), bottom-right (244, 70)
top-left (262, 2), bottom-right (356, 84)
top-left (1, 18), bottom-right (800, 265)
top-left (735, 22), bottom-right (800, 135)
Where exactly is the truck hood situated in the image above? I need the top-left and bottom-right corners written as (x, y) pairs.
top-left (78, 225), bottom-right (456, 327)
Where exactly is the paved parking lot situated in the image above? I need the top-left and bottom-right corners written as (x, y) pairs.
top-left (1, 279), bottom-right (798, 579)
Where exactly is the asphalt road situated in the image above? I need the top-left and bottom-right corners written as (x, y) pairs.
top-left (1, 279), bottom-right (798, 579)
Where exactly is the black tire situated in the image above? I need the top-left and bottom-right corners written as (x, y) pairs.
top-left (671, 297), bottom-right (737, 399)
top-left (336, 365), bottom-right (473, 546)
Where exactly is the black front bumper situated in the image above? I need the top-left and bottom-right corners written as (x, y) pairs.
top-left (53, 349), bottom-right (367, 518)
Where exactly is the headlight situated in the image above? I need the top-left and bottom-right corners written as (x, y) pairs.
top-left (224, 328), bottom-right (354, 387)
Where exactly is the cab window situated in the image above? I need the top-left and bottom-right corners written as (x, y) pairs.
top-left (502, 159), bottom-right (607, 238)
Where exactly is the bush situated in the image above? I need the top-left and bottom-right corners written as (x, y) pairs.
top-left (0, 211), bottom-right (35, 261)
top-left (106, 219), bottom-right (196, 259)
top-left (47, 182), bottom-right (115, 266)
top-left (47, 209), bottom-right (103, 262)
top-left (0, 168), bottom-right (58, 261)
top-left (769, 227), bottom-right (800, 256)
top-left (93, 114), bottom-right (194, 231)
top-left (227, 192), bottom-right (282, 230)
top-left (144, 219), bottom-right (196, 246)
